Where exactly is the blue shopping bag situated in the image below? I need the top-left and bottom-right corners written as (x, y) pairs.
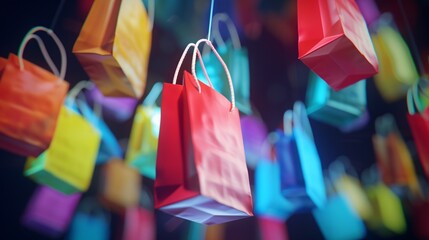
top-left (275, 102), bottom-right (326, 210)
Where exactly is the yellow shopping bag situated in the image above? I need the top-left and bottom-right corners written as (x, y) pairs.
top-left (125, 83), bottom-right (161, 179)
top-left (25, 106), bottom-right (101, 194)
top-left (371, 16), bottom-right (419, 102)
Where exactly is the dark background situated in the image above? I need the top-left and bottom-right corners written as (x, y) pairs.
top-left (0, 0), bottom-right (429, 239)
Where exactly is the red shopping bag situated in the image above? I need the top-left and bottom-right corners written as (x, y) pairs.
top-left (155, 41), bottom-right (253, 225)
top-left (298, 0), bottom-right (378, 90)
top-left (0, 57), bottom-right (6, 73)
top-left (0, 27), bottom-right (69, 156)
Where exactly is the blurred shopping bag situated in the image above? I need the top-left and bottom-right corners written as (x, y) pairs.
top-left (240, 115), bottom-right (269, 169)
top-left (68, 197), bottom-right (110, 240)
top-left (406, 85), bottom-right (429, 180)
top-left (25, 105), bottom-right (100, 194)
top-left (125, 83), bottom-right (162, 179)
top-left (373, 114), bottom-right (420, 196)
top-left (298, 0), bottom-right (378, 90)
top-left (66, 81), bottom-right (123, 165)
top-left (100, 159), bottom-right (141, 212)
top-left (275, 102), bottom-right (326, 211)
top-left (313, 193), bottom-right (366, 240)
top-left (84, 84), bottom-right (139, 122)
top-left (0, 27), bottom-right (69, 156)
top-left (371, 14), bottom-right (419, 102)
top-left (329, 159), bottom-right (372, 221)
top-left (255, 157), bottom-right (295, 220)
top-left (197, 13), bottom-right (252, 114)
top-left (73, 0), bottom-right (152, 98)
top-left (22, 186), bottom-right (80, 238)
top-left (306, 71), bottom-right (368, 131)
top-left (155, 40), bottom-right (253, 225)
top-left (363, 167), bottom-right (407, 236)
top-left (355, 0), bottom-right (381, 27)
top-left (122, 189), bottom-right (155, 240)
top-left (258, 217), bottom-right (289, 240)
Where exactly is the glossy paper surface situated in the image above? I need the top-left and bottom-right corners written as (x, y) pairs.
top-left (73, 0), bottom-right (152, 98)
top-left (298, 0), bottom-right (378, 90)
top-left (24, 106), bottom-right (100, 194)
top-left (22, 186), bottom-right (80, 237)
top-left (0, 54), bottom-right (69, 156)
top-left (155, 71), bottom-right (253, 225)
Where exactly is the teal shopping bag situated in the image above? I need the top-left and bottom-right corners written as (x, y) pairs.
top-left (197, 13), bottom-right (252, 114)
top-left (275, 102), bottom-right (326, 211)
top-left (306, 72), bottom-right (368, 131)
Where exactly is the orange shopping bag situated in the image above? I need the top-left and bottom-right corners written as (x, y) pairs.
top-left (0, 26), bottom-right (69, 157)
top-left (73, 0), bottom-right (153, 98)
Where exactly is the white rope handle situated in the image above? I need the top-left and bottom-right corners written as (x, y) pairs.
top-left (24, 34), bottom-right (59, 76)
top-left (147, 0), bottom-right (155, 31)
top-left (172, 43), bottom-right (212, 87)
top-left (406, 87), bottom-right (416, 115)
top-left (192, 38), bottom-right (236, 112)
top-left (18, 26), bottom-right (67, 80)
top-left (67, 81), bottom-right (104, 119)
top-left (212, 13), bottom-right (241, 49)
top-left (293, 101), bottom-right (314, 140)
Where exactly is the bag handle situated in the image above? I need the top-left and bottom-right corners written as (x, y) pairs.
top-left (143, 82), bottom-right (163, 107)
top-left (293, 101), bottom-right (314, 140)
top-left (18, 26), bottom-right (67, 80)
top-left (192, 38), bottom-right (236, 112)
top-left (147, 0), bottom-right (155, 31)
top-left (328, 156), bottom-right (359, 183)
top-left (212, 13), bottom-right (241, 50)
top-left (375, 114), bottom-right (397, 137)
top-left (407, 83), bottom-right (427, 115)
top-left (172, 43), bottom-right (212, 87)
top-left (67, 81), bottom-right (103, 119)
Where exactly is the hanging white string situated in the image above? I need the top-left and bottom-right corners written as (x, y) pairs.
top-left (212, 13), bottom-right (241, 49)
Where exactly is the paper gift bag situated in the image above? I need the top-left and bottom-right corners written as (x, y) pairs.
top-left (365, 183), bottom-right (407, 235)
top-left (0, 27), bottom-right (69, 157)
top-left (84, 84), bottom-right (139, 121)
top-left (240, 115), bottom-right (269, 169)
top-left (258, 217), bottom-right (289, 240)
top-left (373, 114), bottom-right (420, 196)
top-left (125, 83), bottom-right (162, 179)
top-left (355, 0), bottom-right (381, 27)
top-left (328, 158), bottom-right (373, 221)
top-left (68, 198), bottom-right (110, 240)
top-left (371, 15), bottom-right (419, 102)
top-left (275, 102), bottom-right (326, 211)
top-left (155, 41), bottom-right (253, 225)
top-left (25, 106), bottom-right (100, 194)
top-left (406, 86), bottom-right (429, 180)
top-left (197, 13), bottom-right (252, 114)
top-left (65, 83), bottom-right (123, 164)
top-left (298, 0), bottom-right (378, 90)
top-left (100, 159), bottom-right (141, 211)
top-left (22, 186), bottom-right (80, 237)
top-left (306, 71), bottom-right (368, 130)
top-left (73, 0), bottom-right (152, 98)
top-left (122, 207), bottom-right (155, 240)
top-left (255, 158), bottom-right (295, 220)
top-left (410, 200), bottom-right (429, 239)
top-left (313, 193), bottom-right (366, 240)
top-left (0, 57), bottom-right (6, 73)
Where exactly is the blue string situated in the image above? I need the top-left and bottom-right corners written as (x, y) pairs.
top-left (207, 0), bottom-right (215, 40)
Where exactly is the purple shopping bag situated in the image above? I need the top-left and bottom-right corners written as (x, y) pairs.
top-left (22, 186), bottom-right (81, 237)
